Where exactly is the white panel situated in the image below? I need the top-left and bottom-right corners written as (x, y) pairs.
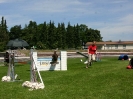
top-left (37, 58), bottom-right (61, 71)
top-left (60, 51), bottom-right (67, 70)
top-left (32, 51), bottom-right (67, 71)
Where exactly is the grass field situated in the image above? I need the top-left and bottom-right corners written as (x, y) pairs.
top-left (0, 57), bottom-right (133, 99)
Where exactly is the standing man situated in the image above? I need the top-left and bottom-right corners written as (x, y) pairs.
top-left (86, 41), bottom-right (97, 68)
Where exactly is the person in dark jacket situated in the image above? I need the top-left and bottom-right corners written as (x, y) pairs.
top-left (52, 51), bottom-right (58, 63)
top-left (4, 51), bottom-right (9, 65)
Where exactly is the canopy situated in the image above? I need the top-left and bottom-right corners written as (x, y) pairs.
top-left (7, 38), bottom-right (29, 48)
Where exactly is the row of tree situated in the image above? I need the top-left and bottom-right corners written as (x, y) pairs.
top-left (0, 16), bottom-right (103, 51)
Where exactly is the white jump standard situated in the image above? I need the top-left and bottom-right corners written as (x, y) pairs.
top-left (22, 50), bottom-right (45, 90)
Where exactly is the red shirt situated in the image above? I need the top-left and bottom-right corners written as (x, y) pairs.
top-left (88, 45), bottom-right (97, 54)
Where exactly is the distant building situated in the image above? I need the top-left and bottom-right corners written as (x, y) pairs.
top-left (85, 40), bottom-right (133, 50)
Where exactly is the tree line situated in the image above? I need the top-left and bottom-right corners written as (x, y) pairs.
top-left (0, 16), bottom-right (103, 51)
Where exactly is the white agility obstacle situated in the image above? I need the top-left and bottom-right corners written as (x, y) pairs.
top-left (2, 50), bottom-right (19, 82)
top-left (30, 50), bottom-right (44, 83)
top-left (22, 49), bottom-right (45, 90)
top-left (22, 50), bottom-right (67, 90)
top-left (36, 51), bottom-right (67, 71)
top-left (1, 49), bottom-right (67, 90)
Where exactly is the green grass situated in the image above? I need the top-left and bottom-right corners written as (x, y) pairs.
top-left (0, 57), bottom-right (133, 99)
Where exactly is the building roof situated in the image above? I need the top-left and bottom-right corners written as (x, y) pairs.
top-left (86, 41), bottom-right (133, 46)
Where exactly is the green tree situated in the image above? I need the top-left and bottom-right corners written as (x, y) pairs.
top-left (36, 22), bottom-right (48, 49)
top-left (56, 23), bottom-right (62, 49)
top-left (79, 24), bottom-right (88, 43)
top-left (74, 24), bottom-right (81, 49)
top-left (42, 22), bottom-right (49, 49)
top-left (4, 17), bottom-right (103, 50)
top-left (47, 20), bottom-right (57, 49)
top-left (86, 28), bottom-right (102, 42)
top-left (0, 17), bottom-right (9, 51)
top-left (60, 23), bottom-right (66, 49)
top-left (9, 25), bottom-right (22, 39)
top-left (66, 22), bottom-right (74, 49)
top-left (26, 21), bottom-right (38, 47)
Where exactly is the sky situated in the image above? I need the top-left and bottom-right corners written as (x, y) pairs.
top-left (0, 0), bottom-right (133, 41)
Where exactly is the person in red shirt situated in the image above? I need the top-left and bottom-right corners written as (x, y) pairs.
top-left (86, 41), bottom-right (97, 68)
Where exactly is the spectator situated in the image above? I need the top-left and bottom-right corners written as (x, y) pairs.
top-left (52, 51), bottom-right (58, 63)
top-left (4, 51), bottom-right (9, 65)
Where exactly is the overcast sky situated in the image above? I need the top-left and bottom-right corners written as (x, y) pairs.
top-left (0, 0), bottom-right (133, 41)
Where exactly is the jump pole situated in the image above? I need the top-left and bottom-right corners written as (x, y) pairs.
top-left (7, 50), bottom-right (15, 81)
top-left (30, 49), bottom-right (44, 85)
